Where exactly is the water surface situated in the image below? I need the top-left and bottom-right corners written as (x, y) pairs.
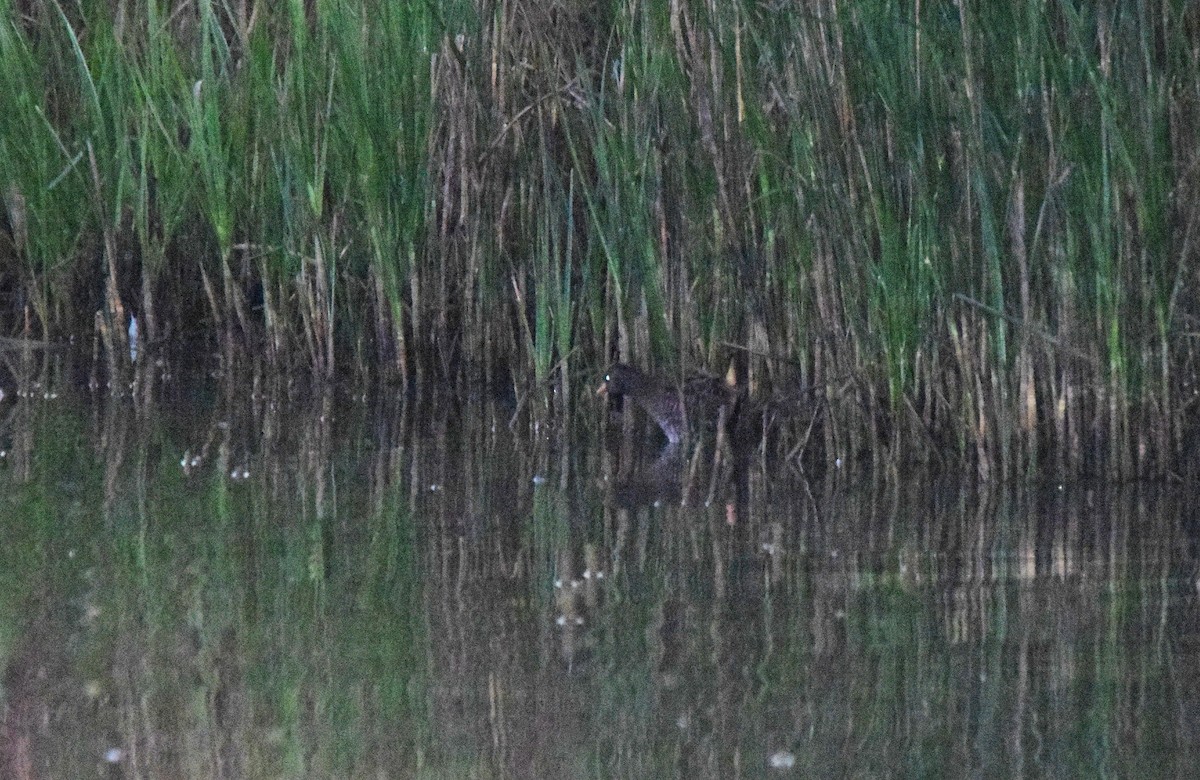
top-left (0, 376), bottom-right (1197, 778)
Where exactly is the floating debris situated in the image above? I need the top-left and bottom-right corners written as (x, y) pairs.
top-left (180, 452), bottom-right (202, 474)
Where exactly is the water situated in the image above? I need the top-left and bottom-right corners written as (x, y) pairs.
top-left (0, 376), bottom-right (1197, 778)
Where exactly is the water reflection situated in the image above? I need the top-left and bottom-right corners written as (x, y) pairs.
top-left (0, 370), bottom-right (1197, 777)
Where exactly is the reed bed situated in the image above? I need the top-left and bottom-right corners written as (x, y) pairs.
top-left (0, 0), bottom-right (1197, 477)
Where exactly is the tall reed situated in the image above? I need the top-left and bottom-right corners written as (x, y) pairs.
top-left (0, 0), bottom-right (1195, 477)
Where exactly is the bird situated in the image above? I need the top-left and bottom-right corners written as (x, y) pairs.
top-left (596, 363), bottom-right (742, 445)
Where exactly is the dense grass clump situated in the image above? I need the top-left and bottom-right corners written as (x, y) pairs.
top-left (0, 0), bottom-right (1197, 477)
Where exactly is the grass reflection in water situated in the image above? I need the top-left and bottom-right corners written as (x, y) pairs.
top-left (0, 372), bottom-right (1197, 778)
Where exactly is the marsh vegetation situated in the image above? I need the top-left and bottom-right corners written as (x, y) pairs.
top-left (1, 0), bottom-right (1198, 477)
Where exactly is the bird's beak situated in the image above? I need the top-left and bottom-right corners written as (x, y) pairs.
top-left (596, 381), bottom-right (609, 397)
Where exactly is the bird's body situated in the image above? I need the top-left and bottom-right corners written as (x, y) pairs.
top-left (597, 363), bottom-right (741, 444)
